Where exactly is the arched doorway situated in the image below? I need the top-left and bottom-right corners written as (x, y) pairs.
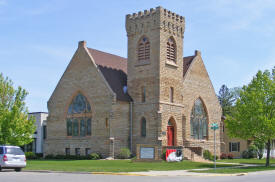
top-left (167, 118), bottom-right (176, 146)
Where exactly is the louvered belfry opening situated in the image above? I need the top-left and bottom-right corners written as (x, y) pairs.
top-left (138, 37), bottom-right (150, 61)
top-left (167, 37), bottom-right (176, 62)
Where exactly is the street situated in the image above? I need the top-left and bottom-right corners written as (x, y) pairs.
top-left (1, 171), bottom-right (275, 182)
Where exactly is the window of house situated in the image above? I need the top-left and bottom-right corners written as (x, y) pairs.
top-left (170, 87), bottom-right (174, 103)
top-left (75, 148), bottom-right (80, 156)
top-left (66, 93), bottom-right (92, 137)
top-left (43, 125), bottom-right (47, 139)
top-left (65, 148), bottom-right (70, 156)
top-left (229, 142), bottom-right (240, 152)
top-left (167, 37), bottom-right (176, 62)
top-left (190, 99), bottom-right (208, 140)
top-left (85, 148), bottom-right (91, 156)
top-left (141, 117), bottom-right (146, 137)
top-left (141, 86), bottom-right (146, 102)
top-left (137, 37), bottom-right (150, 61)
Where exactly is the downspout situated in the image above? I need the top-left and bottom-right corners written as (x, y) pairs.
top-left (130, 102), bottom-right (133, 153)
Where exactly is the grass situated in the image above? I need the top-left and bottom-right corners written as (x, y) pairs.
top-left (24, 159), bottom-right (234, 172)
top-left (217, 158), bottom-right (275, 165)
top-left (190, 166), bottom-right (275, 174)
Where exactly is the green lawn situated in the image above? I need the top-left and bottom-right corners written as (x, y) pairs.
top-left (217, 158), bottom-right (275, 165)
top-left (190, 166), bottom-right (275, 174)
top-left (24, 159), bottom-right (233, 172)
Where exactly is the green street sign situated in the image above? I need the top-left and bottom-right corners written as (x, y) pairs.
top-left (210, 123), bottom-right (219, 130)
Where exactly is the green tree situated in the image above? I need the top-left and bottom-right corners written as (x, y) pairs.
top-left (0, 73), bottom-right (36, 146)
top-left (225, 67), bottom-right (275, 166)
top-left (218, 84), bottom-right (235, 116)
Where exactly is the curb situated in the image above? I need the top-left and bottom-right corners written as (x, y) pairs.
top-left (23, 170), bottom-right (248, 177)
top-left (92, 172), bottom-right (146, 176)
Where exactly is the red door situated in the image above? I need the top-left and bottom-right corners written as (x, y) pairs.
top-left (167, 126), bottom-right (174, 146)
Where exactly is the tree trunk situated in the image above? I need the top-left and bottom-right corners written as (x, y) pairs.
top-left (266, 139), bottom-right (271, 167)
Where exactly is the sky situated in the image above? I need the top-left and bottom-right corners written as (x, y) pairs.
top-left (0, 0), bottom-right (274, 112)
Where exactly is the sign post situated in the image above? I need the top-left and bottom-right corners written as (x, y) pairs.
top-left (210, 123), bottom-right (219, 170)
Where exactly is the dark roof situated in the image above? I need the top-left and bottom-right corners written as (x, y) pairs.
top-left (88, 48), bottom-right (131, 102)
top-left (183, 56), bottom-right (195, 77)
top-left (88, 48), bottom-right (195, 102)
top-left (88, 48), bottom-right (127, 73)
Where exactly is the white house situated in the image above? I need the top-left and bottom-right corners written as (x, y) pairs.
top-left (23, 112), bottom-right (48, 154)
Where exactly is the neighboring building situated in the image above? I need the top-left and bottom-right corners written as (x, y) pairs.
top-left (23, 112), bottom-right (48, 154)
top-left (221, 117), bottom-right (275, 158)
top-left (44, 6), bottom-right (222, 160)
top-left (220, 117), bottom-right (249, 158)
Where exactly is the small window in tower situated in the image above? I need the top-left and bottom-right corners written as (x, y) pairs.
top-left (170, 87), bottom-right (174, 103)
top-left (137, 37), bottom-right (150, 61)
top-left (105, 118), bottom-right (108, 128)
top-left (141, 86), bottom-right (146, 103)
top-left (167, 37), bottom-right (176, 62)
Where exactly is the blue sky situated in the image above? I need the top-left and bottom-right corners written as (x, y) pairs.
top-left (0, 0), bottom-right (274, 112)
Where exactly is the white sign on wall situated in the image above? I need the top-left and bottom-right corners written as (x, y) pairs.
top-left (140, 147), bottom-right (155, 159)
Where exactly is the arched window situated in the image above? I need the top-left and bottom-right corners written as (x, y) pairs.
top-left (137, 37), bottom-right (150, 61)
top-left (67, 93), bottom-right (92, 137)
top-left (190, 99), bottom-right (208, 140)
top-left (141, 117), bottom-right (146, 137)
top-left (167, 37), bottom-right (176, 62)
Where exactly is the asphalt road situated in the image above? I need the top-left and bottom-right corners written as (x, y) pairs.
top-left (1, 170), bottom-right (275, 182)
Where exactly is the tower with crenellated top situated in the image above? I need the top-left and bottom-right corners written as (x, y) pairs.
top-left (126, 6), bottom-right (186, 148)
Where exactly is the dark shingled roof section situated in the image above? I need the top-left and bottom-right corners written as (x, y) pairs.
top-left (183, 56), bottom-right (195, 77)
top-left (87, 48), bottom-right (131, 102)
top-left (88, 48), bottom-right (195, 101)
top-left (88, 48), bottom-right (127, 73)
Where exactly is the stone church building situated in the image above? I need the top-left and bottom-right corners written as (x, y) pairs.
top-left (44, 6), bottom-right (222, 160)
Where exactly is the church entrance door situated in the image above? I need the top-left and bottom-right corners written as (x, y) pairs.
top-left (167, 126), bottom-right (174, 146)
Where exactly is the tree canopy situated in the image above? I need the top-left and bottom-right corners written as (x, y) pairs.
top-left (0, 73), bottom-right (36, 146)
top-left (225, 67), bottom-right (275, 166)
top-left (218, 85), bottom-right (235, 116)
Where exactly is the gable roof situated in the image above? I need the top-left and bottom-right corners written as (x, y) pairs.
top-left (88, 48), bottom-right (196, 102)
top-left (183, 56), bottom-right (195, 77)
top-left (87, 48), bottom-right (131, 102)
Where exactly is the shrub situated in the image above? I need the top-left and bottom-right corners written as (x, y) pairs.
top-left (45, 154), bottom-right (55, 159)
top-left (220, 153), bottom-right (227, 159)
top-left (203, 150), bottom-right (212, 160)
top-left (90, 153), bottom-right (100, 160)
top-left (227, 153), bottom-right (234, 159)
top-left (161, 149), bottom-right (167, 161)
top-left (25, 152), bottom-right (37, 160)
top-left (117, 148), bottom-right (131, 159)
top-left (258, 153), bottom-right (263, 159)
top-left (242, 145), bottom-right (258, 159)
top-left (55, 155), bottom-right (67, 159)
top-left (36, 153), bottom-right (43, 158)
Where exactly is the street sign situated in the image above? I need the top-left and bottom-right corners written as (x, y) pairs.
top-left (210, 122), bottom-right (219, 170)
top-left (210, 123), bottom-right (219, 130)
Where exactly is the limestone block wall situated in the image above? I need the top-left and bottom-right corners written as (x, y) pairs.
top-left (131, 103), bottom-right (160, 154)
top-left (110, 101), bottom-right (130, 157)
top-left (181, 54), bottom-right (222, 156)
top-left (44, 43), bottom-right (115, 157)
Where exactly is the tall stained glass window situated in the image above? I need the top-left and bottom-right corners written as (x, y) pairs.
top-left (190, 99), bottom-right (208, 140)
top-left (67, 93), bottom-right (92, 137)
